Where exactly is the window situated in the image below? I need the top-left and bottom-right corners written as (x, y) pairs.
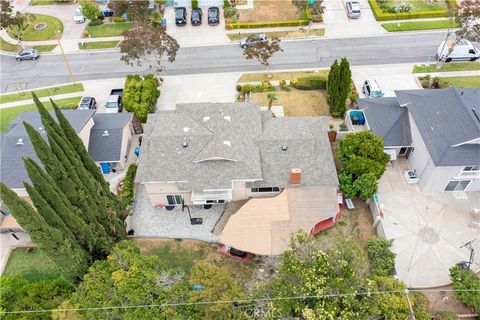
top-left (458, 166), bottom-right (480, 178)
top-left (463, 166), bottom-right (479, 172)
top-left (251, 187), bottom-right (280, 193)
top-left (444, 180), bottom-right (471, 192)
top-left (166, 195), bottom-right (183, 205)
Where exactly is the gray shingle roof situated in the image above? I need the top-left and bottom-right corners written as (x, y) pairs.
top-left (87, 113), bottom-right (133, 162)
top-left (0, 110), bottom-right (95, 189)
top-left (135, 103), bottom-right (339, 191)
top-left (358, 97), bottom-right (412, 147)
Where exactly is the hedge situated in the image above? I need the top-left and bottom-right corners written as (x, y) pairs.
top-left (122, 74), bottom-right (159, 123)
top-left (367, 237), bottom-right (396, 276)
top-left (368, 0), bottom-right (456, 21)
top-left (119, 164), bottom-right (137, 207)
top-left (229, 20), bottom-right (310, 29)
top-left (293, 75), bottom-right (326, 90)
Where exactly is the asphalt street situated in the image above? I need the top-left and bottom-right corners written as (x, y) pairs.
top-left (0, 32), bottom-right (447, 92)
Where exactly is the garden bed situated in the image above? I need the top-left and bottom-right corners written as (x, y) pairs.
top-left (86, 22), bottom-right (133, 38)
top-left (2, 247), bottom-right (61, 281)
top-left (7, 14), bottom-right (63, 41)
top-left (419, 75), bottom-right (480, 88)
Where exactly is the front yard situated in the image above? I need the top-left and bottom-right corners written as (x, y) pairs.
top-left (228, 29), bottom-right (325, 41)
top-left (8, 14), bottom-right (63, 41)
top-left (3, 247), bottom-right (61, 281)
top-left (78, 40), bottom-right (120, 50)
top-left (413, 62), bottom-right (480, 73)
top-left (237, 0), bottom-right (300, 22)
top-left (375, 0), bottom-right (448, 13)
top-left (0, 83), bottom-right (84, 104)
top-left (382, 19), bottom-right (458, 32)
top-left (86, 22), bottom-right (133, 38)
top-left (238, 70), bottom-right (328, 82)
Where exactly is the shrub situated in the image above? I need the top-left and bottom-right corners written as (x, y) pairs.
top-left (393, 1), bottom-right (412, 13)
top-left (262, 80), bottom-right (273, 91)
top-left (367, 237), bottom-right (396, 276)
top-left (224, 0), bottom-right (230, 7)
top-left (251, 84), bottom-right (264, 92)
top-left (279, 79), bottom-right (288, 90)
top-left (450, 266), bottom-right (480, 313)
top-left (290, 79), bottom-right (298, 87)
top-left (368, 0), bottom-right (456, 21)
top-left (119, 164), bottom-right (137, 207)
top-left (82, 30), bottom-right (90, 37)
top-left (224, 7), bottom-right (237, 19)
top-left (88, 19), bottom-right (103, 26)
top-left (294, 75), bottom-right (327, 90)
top-left (229, 20), bottom-right (309, 29)
top-left (241, 84), bottom-right (252, 93)
top-left (113, 16), bottom-right (126, 23)
top-left (191, 0), bottom-right (199, 9)
top-left (339, 123), bottom-right (348, 131)
top-left (236, 84), bottom-right (242, 92)
top-left (434, 311), bottom-right (459, 320)
top-left (123, 74), bottom-right (159, 123)
top-left (97, 13), bottom-right (105, 20)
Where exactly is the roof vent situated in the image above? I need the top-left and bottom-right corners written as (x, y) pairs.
top-left (183, 127), bottom-right (190, 133)
top-left (281, 144), bottom-right (288, 151)
top-left (223, 141), bottom-right (231, 147)
top-left (472, 107), bottom-right (480, 124)
top-left (203, 116), bottom-right (210, 122)
top-left (38, 126), bottom-right (43, 132)
top-left (16, 138), bottom-right (24, 145)
top-left (224, 116), bottom-right (231, 122)
top-left (182, 137), bottom-right (188, 148)
top-left (102, 130), bottom-right (109, 136)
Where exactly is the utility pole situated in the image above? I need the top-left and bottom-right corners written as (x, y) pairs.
top-left (404, 289), bottom-right (416, 320)
top-left (55, 30), bottom-right (76, 85)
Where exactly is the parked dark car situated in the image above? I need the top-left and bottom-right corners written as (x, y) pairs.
top-left (207, 7), bottom-right (219, 25)
top-left (191, 8), bottom-right (202, 26)
top-left (239, 33), bottom-right (267, 48)
top-left (78, 97), bottom-right (97, 110)
top-left (15, 48), bottom-right (39, 61)
top-left (175, 7), bottom-right (187, 25)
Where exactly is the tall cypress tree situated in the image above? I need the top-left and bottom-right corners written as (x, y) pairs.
top-left (23, 158), bottom-right (101, 254)
top-left (327, 60), bottom-right (340, 116)
top-left (337, 57), bottom-right (352, 118)
top-left (0, 183), bottom-right (89, 280)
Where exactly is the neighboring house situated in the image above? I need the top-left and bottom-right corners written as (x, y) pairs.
top-left (0, 110), bottom-right (138, 233)
top-left (135, 102), bottom-right (340, 255)
top-left (352, 87), bottom-right (480, 193)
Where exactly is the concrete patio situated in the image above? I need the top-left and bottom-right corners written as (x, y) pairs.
top-left (128, 184), bottom-right (223, 242)
top-left (374, 158), bottom-right (480, 288)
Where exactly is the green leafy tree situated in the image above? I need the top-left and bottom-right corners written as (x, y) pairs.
top-left (107, 0), bottom-right (149, 20)
top-left (53, 241), bottom-right (191, 320)
top-left (353, 172), bottom-right (378, 200)
top-left (243, 38), bottom-right (283, 78)
top-left (79, 0), bottom-right (101, 21)
top-left (367, 237), bottom-right (396, 276)
top-left (189, 262), bottom-right (249, 320)
top-left (450, 266), bottom-right (480, 313)
top-left (0, 276), bottom-right (74, 320)
top-left (122, 74), bottom-right (159, 123)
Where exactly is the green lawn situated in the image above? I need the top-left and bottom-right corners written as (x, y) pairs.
top-left (33, 44), bottom-right (58, 52)
top-left (0, 37), bottom-right (20, 52)
top-left (31, 0), bottom-right (55, 5)
top-left (2, 248), bottom-right (61, 281)
top-left (78, 40), bottom-right (120, 50)
top-left (86, 22), bottom-right (133, 38)
top-left (377, 0), bottom-right (447, 12)
top-left (0, 96), bottom-right (82, 132)
top-left (413, 62), bottom-right (480, 73)
top-left (0, 83), bottom-right (84, 104)
top-left (227, 29), bottom-right (325, 41)
top-left (382, 19), bottom-right (458, 32)
top-left (440, 75), bottom-right (480, 88)
top-left (238, 70), bottom-right (328, 82)
top-left (8, 14), bottom-right (64, 41)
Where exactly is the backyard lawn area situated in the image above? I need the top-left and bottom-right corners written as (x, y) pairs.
top-left (2, 248), bottom-right (61, 281)
top-left (238, 0), bottom-right (300, 22)
top-left (86, 22), bottom-right (133, 38)
top-left (0, 96), bottom-right (82, 131)
top-left (382, 19), bottom-right (458, 32)
top-left (238, 70), bottom-right (328, 82)
top-left (8, 14), bottom-right (63, 41)
top-left (228, 29), bottom-right (325, 41)
top-left (413, 62), bottom-right (480, 73)
top-left (440, 75), bottom-right (480, 88)
top-left (251, 88), bottom-right (329, 117)
top-left (0, 83), bottom-right (84, 104)
top-left (78, 40), bottom-right (120, 50)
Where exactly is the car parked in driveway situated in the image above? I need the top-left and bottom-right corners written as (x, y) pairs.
top-left (15, 49), bottom-right (39, 61)
top-left (175, 7), bottom-right (187, 25)
top-left (74, 8), bottom-right (85, 23)
top-left (207, 7), bottom-right (219, 25)
top-left (191, 8), bottom-right (202, 26)
top-left (346, 0), bottom-right (361, 18)
top-left (362, 79), bottom-right (384, 98)
top-left (240, 33), bottom-right (267, 48)
top-left (78, 97), bottom-right (97, 110)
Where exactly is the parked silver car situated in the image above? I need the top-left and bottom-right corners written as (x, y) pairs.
top-left (240, 33), bottom-right (267, 48)
top-left (346, 0), bottom-right (361, 18)
top-left (15, 48), bottom-right (39, 61)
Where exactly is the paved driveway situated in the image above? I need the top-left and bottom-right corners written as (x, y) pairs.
top-left (323, 0), bottom-right (386, 37)
top-left (164, 7), bottom-right (229, 47)
top-left (374, 159), bottom-right (480, 288)
top-left (25, 4), bottom-right (86, 40)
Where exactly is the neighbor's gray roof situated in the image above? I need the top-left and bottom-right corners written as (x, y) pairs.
top-left (87, 113), bottom-right (133, 162)
top-left (135, 103), bottom-right (338, 191)
top-left (358, 97), bottom-right (412, 147)
top-left (395, 88), bottom-right (480, 166)
top-left (0, 110), bottom-right (96, 189)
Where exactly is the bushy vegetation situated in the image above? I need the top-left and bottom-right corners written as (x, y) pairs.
top-left (123, 74), bottom-right (160, 123)
top-left (118, 164), bottom-right (137, 207)
top-left (450, 266), bottom-right (480, 313)
top-left (292, 75), bottom-right (327, 90)
top-left (327, 57), bottom-right (351, 117)
top-left (367, 237), bottom-right (396, 276)
top-left (368, 0), bottom-right (456, 21)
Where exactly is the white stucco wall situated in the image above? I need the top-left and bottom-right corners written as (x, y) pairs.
top-left (78, 118), bottom-right (94, 149)
top-left (118, 124), bottom-right (133, 170)
top-left (407, 114), bottom-right (432, 180)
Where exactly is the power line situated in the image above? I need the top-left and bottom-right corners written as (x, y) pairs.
top-left (1, 288), bottom-right (479, 315)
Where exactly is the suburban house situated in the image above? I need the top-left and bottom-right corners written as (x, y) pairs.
top-left (0, 109), bottom-right (140, 233)
top-left (348, 87), bottom-right (480, 193)
top-left (135, 102), bottom-right (341, 256)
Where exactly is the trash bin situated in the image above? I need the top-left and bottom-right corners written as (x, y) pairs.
top-left (100, 162), bottom-right (110, 174)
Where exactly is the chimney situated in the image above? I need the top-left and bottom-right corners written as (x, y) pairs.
top-left (290, 168), bottom-right (301, 186)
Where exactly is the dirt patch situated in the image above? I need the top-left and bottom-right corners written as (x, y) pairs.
top-left (419, 285), bottom-right (476, 317)
top-left (238, 0), bottom-right (300, 22)
top-left (238, 70), bottom-right (328, 82)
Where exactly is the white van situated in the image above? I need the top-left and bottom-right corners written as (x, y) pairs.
top-left (436, 39), bottom-right (480, 62)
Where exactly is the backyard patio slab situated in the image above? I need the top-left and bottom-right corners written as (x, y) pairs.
top-left (128, 184), bottom-right (223, 242)
top-left (376, 159), bottom-right (480, 288)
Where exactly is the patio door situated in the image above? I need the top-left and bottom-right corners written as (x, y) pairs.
top-left (443, 180), bottom-right (471, 192)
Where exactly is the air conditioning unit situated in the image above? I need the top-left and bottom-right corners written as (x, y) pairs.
top-left (404, 170), bottom-right (419, 184)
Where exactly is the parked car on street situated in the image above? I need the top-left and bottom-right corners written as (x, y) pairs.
top-left (15, 48), bottom-right (39, 61)
top-left (240, 33), bottom-right (267, 48)
top-left (207, 7), bottom-right (219, 25)
top-left (436, 39), bottom-right (480, 62)
top-left (191, 8), bottom-right (202, 26)
top-left (74, 8), bottom-right (85, 23)
top-left (362, 79), bottom-right (384, 98)
top-left (175, 7), bottom-right (187, 26)
top-left (105, 89), bottom-right (123, 113)
top-left (346, 0), bottom-right (361, 18)
top-left (78, 97), bottom-right (97, 110)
